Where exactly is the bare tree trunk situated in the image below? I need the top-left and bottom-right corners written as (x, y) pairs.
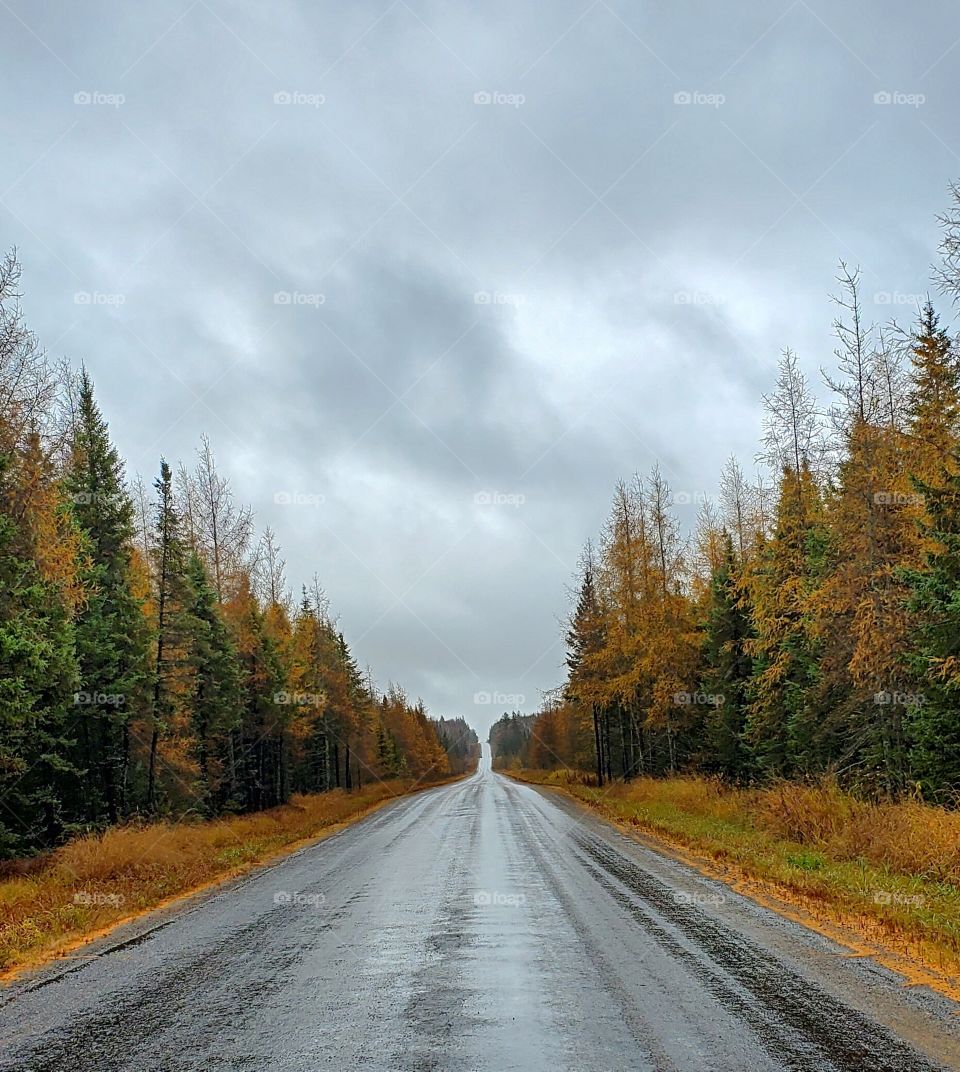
top-left (592, 704), bottom-right (604, 787)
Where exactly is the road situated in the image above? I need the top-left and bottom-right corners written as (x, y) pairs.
top-left (2, 749), bottom-right (959, 1072)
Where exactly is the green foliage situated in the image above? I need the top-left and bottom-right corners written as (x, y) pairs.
top-left (0, 454), bottom-right (79, 854)
top-left (63, 370), bottom-right (149, 824)
top-left (697, 535), bottom-right (753, 781)
top-left (902, 459), bottom-right (960, 800)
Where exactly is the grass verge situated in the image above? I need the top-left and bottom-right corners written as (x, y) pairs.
top-left (0, 776), bottom-right (458, 981)
top-left (508, 768), bottom-right (960, 999)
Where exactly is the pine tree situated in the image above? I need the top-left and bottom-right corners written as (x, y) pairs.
top-left (698, 534), bottom-right (753, 780)
top-left (146, 459), bottom-right (192, 813)
top-left (565, 542), bottom-right (608, 785)
top-left (901, 457), bottom-right (960, 800)
top-left (907, 302), bottom-right (960, 483)
top-left (183, 551), bottom-right (241, 813)
top-left (222, 573), bottom-right (289, 812)
top-left (0, 452), bottom-right (79, 854)
top-left (745, 465), bottom-right (828, 778)
top-left (64, 370), bottom-right (148, 822)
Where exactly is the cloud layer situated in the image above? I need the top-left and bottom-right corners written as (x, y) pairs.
top-left (3, 0), bottom-right (959, 736)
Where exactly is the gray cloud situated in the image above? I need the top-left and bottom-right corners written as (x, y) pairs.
top-left (3, 0), bottom-right (959, 738)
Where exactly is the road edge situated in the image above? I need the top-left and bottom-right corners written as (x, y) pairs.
top-left (0, 773), bottom-right (466, 994)
top-left (506, 772), bottom-right (960, 1006)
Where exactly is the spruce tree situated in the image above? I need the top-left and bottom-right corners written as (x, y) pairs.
top-left (64, 370), bottom-right (148, 822)
top-left (907, 302), bottom-right (960, 474)
top-left (698, 534), bottom-right (753, 780)
top-left (183, 551), bottom-right (240, 813)
top-left (0, 453), bottom-right (79, 854)
top-left (147, 459), bottom-right (192, 813)
top-left (902, 458), bottom-right (960, 800)
top-left (745, 465), bottom-right (828, 779)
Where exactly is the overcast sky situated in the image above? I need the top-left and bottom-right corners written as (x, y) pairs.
top-left (2, 0), bottom-right (959, 739)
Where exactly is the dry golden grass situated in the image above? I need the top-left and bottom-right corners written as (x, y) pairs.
top-left (511, 769), bottom-right (960, 991)
top-left (0, 778), bottom-right (452, 978)
top-left (755, 781), bottom-right (960, 884)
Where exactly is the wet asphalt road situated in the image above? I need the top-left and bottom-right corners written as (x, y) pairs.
top-left (2, 752), bottom-right (959, 1071)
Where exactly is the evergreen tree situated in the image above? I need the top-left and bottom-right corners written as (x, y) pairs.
top-left (223, 574), bottom-right (289, 812)
top-left (147, 459), bottom-right (192, 813)
top-left (902, 457), bottom-right (960, 800)
top-left (183, 551), bottom-right (241, 813)
top-left (565, 542), bottom-right (608, 785)
top-left (64, 370), bottom-right (148, 822)
top-left (698, 534), bottom-right (753, 780)
top-left (745, 465), bottom-right (828, 779)
top-left (907, 302), bottom-right (960, 475)
top-left (0, 452), bottom-right (79, 854)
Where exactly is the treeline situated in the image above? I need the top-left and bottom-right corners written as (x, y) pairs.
top-left (435, 717), bottom-right (482, 774)
top-left (0, 250), bottom-right (477, 857)
top-left (498, 185), bottom-right (960, 804)
top-left (488, 712), bottom-right (535, 767)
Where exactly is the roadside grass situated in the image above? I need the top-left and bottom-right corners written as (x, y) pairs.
top-left (0, 777), bottom-right (453, 979)
top-left (509, 769), bottom-right (960, 987)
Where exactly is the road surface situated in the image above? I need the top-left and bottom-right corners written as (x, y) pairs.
top-left (2, 749), bottom-right (958, 1071)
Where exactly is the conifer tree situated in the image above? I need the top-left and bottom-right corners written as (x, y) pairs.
top-left (183, 551), bottom-right (241, 812)
top-left (0, 452), bottom-right (79, 853)
top-left (147, 459), bottom-right (192, 813)
top-left (902, 456), bottom-right (960, 799)
top-left (698, 534), bottom-right (753, 780)
top-left (745, 465), bottom-right (828, 778)
top-left (64, 370), bottom-right (148, 821)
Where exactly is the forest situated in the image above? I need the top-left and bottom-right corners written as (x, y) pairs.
top-left (0, 249), bottom-right (478, 858)
top-left (492, 186), bottom-right (960, 805)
